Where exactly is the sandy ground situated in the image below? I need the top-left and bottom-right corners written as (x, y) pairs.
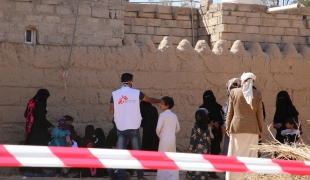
top-left (0, 171), bottom-right (226, 180)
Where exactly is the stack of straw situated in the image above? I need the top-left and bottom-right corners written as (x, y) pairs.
top-left (244, 125), bottom-right (310, 180)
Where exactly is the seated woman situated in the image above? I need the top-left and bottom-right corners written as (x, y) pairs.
top-left (94, 128), bottom-right (108, 177)
top-left (73, 125), bottom-right (99, 178)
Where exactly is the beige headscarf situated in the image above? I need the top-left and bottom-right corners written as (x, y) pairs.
top-left (240, 72), bottom-right (256, 109)
top-left (226, 78), bottom-right (241, 93)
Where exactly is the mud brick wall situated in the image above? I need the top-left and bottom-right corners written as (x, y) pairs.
top-left (0, 0), bottom-right (124, 46)
top-left (124, 3), bottom-right (201, 47)
top-left (1, 0), bottom-right (310, 175)
top-left (1, 37), bottom-right (310, 151)
top-left (199, 2), bottom-right (310, 49)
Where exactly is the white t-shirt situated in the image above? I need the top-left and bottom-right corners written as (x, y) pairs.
top-left (112, 87), bottom-right (142, 131)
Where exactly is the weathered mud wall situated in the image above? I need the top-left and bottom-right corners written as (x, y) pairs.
top-left (1, 36), bottom-right (310, 152)
top-left (0, 0), bottom-right (124, 46)
top-left (124, 3), bottom-right (200, 47)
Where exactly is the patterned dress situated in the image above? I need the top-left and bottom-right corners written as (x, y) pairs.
top-left (185, 124), bottom-right (211, 180)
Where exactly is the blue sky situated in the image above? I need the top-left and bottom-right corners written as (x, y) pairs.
top-left (130, 0), bottom-right (222, 5)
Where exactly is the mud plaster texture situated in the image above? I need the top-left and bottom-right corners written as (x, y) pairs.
top-left (1, 36), bottom-right (310, 174)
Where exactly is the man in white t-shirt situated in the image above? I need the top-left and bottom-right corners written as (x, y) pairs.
top-left (110, 73), bottom-right (161, 180)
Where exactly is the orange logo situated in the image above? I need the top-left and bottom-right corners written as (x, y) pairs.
top-left (118, 95), bottom-right (128, 104)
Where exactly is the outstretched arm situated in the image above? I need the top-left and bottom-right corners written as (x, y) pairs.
top-left (142, 96), bottom-right (161, 103)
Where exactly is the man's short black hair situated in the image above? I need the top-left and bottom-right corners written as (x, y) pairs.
top-left (121, 73), bottom-right (133, 82)
top-left (64, 115), bottom-right (74, 122)
top-left (162, 96), bottom-right (174, 109)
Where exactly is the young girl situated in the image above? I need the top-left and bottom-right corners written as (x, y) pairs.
top-left (281, 117), bottom-right (301, 145)
top-left (185, 108), bottom-right (212, 180)
top-left (49, 117), bottom-right (72, 177)
top-left (156, 96), bottom-right (180, 180)
top-left (49, 117), bottom-right (71, 147)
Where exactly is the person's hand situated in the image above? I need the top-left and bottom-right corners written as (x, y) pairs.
top-left (273, 124), bottom-right (279, 129)
top-left (66, 141), bottom-right (72, 147)
top-left (226, 130), bottom-right (230, 137)
top-left (213, 121), bottom-right (220, 129)
top-left (221, 127), bottom-right (226, 134)
top-left (259, 132), bottom-right (263, 141)
top-left (277, 123), bottom-right (282, 128)
top-left (210, 121), bottom-right (214, 128)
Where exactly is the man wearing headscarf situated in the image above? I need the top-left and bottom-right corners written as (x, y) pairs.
top-left (225, 73), bottom-right (264, 180)
top-left (221, 78), bottom-right (241, 156)
top-left (273, 91), bottom-right (299, 143)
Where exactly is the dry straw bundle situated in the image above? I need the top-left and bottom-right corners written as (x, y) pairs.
top-left (241, 125), bottom-right (310, 180)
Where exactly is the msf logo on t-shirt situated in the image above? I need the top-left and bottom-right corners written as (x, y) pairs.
top-left (118, 95), bottom-right (137, 105)
top-left (118, 95), bottom-right (128, 104)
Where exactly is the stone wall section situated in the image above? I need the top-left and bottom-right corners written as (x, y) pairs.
top-left (0, 0), bottom-right (124, 46)
top-left (124, 3), bottom-right (201, 47)
top-left (1, 37), bottom-right (310, 152)
top-left (199, 2), bottom-right (310, 49)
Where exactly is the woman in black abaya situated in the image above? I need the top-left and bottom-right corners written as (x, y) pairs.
top-left (23, 89), bottom-right (53, 175)
top-left (24, 89), bottom-right (53, 146)
top-left (273, 91), bottom-right (299, 143)
top-left (140, 101), bottom-right (159, 152)
top-left (199, 90), bottom-right (223, 179)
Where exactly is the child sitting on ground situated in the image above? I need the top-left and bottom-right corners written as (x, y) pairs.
top-left (49, 117), bottom-right (72, 177)
top-left (156, 96), bottom-right (180, 180)
top-left (281, 117), bottom-right (301, 145)
top-left (64, 115), bottom-right (81, 145)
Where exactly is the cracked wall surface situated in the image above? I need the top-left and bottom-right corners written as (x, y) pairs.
top-left (1, 37), bottom-right (310, 155)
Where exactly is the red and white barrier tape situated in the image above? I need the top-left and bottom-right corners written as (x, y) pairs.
top-left (1, 144), bottom-right (310, 175)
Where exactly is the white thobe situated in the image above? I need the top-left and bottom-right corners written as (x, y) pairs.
top-left (156, 109), bottom-right (180, 180)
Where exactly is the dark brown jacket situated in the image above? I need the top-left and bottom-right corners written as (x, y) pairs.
top-left (226, 88), bottom-right (264, 134)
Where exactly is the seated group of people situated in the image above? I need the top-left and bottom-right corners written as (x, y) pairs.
top-left (50, 115), bottom-right (133, 178)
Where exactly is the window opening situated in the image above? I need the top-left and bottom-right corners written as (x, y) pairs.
top-left (25, 29), bottom-right (36, 44)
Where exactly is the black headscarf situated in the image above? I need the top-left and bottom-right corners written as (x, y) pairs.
top-left (140, 101), bottom-right (159, 128)
top-left (32, 89), bottom-right (50, 101)
top-left (274, 91), bottom-right (299, 124)
top-left (84, 125), bottom-right (95, 139)
top-left (24, 89), bottom-right (50, 118)
top-left (94, 128), bottom-right (105, 148)
top-left (195, 109), bottom-right (209, 130)
top-left (79, 125), bottom-right (97, 148)
top-left (199, 90), bottom-right (224, 126)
